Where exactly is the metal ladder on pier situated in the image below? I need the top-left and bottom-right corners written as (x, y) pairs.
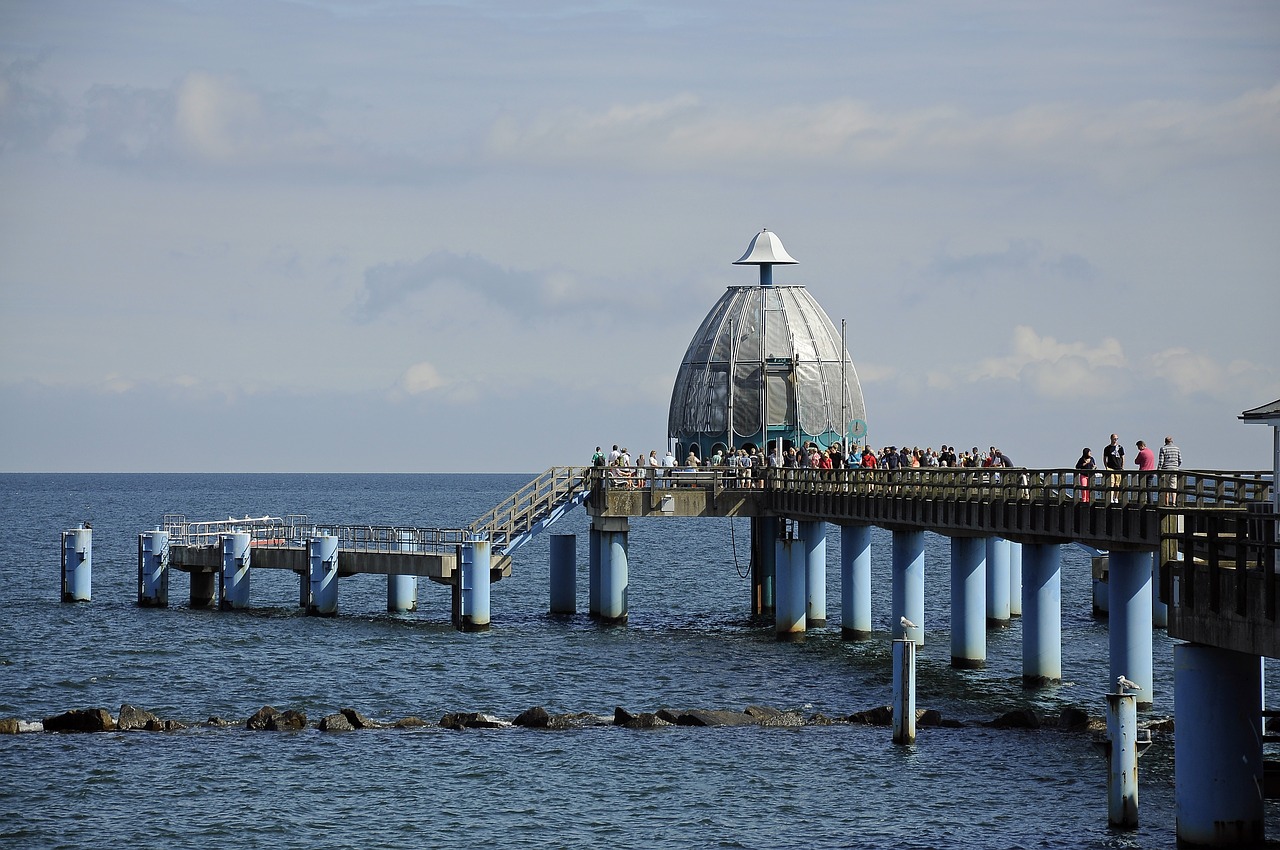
top-left (469, 466), bottom-right (593, 569)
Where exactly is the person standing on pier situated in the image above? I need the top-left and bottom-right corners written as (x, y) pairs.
top-left (1158, 436), bottom-right (1182, 506)
top-left (1103, 433), bottom-right (1125, 503)
top-left (1075, 448), bottom-right (1097, 503)
top-left (1135, 440), bottom-right (1156, 502)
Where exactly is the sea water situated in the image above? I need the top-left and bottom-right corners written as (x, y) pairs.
top-left (1, 473), bottom-right (1276, 849)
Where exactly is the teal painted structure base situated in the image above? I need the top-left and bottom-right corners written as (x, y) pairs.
top-left (891, 530), bottom-right (925, 645)
top-left (549, 533), bottom-right (576, 614)
top-left (137, 529), bottom-right (169, 607)
top-left (841, 524), bottom-right (872, 640)
top-left (800, 520), bottom-right (826, 628)
top-left (950, 536), bottom-right (985, 669)
top-left (775, 534), bottom-right (805, 642)
top-left (456, 537), bottom-right (491, 631)
top-left (60, 526), bottom-right (92, 602)
top-left (1021, 543), bottom-right (1062, 684)
top-left (1174, 644), bottom-right (1264, 846)
top-left (307, 535), bottom-right (339, 617)
top-left (985, 537), bottom-right (1010, 627)
top-left (219, 532), bottom-right (251, 611)
top-left (1105, 692), bottom-right (1141, 829)
top-left (892, 638), bottom-right (916, 745)
top-left (1108, 550), bottom-right (1154, 708)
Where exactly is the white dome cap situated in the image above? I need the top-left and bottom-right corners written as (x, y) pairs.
top-left (733, 229), bottom-right (798, 265)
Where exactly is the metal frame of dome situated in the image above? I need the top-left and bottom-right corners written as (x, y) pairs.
top-left (668, 230), bottom-right (867, 461)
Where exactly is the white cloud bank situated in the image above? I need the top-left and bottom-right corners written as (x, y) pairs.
top-left (914, 325), bottom-right (1277, 403)
top-left (486, 85), bottom-right (1280, 178)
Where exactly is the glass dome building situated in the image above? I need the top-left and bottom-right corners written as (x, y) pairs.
top-left (667, 230), bottom-right (868, 461)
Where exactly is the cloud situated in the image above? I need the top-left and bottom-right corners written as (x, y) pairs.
top-left (355, 249), bottom-right (676, 324)
top-left (924, 238), bottom-right (1096, 282)
top-left (484, 84), bottom-right (1280, 178)
top-left (1148, 347), bottom-right (1280, 400)
top-left (73, 71), bottom-right (344, 172)
top-left (0, 53), bottom-right (67, 153)
top-left (916, 327), bottom-right (1279, 404)
top-left (356, 250), bottom-right (546, 320)
top-left (399, 361), bottom-right (446, 395)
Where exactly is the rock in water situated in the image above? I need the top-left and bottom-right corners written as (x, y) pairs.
top-left (117, 704), bottom-right (160, 731)
top-left (43, 708), bottom-right (116, 733)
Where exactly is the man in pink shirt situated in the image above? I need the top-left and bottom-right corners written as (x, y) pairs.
top-left (1135, 440), bottom-right (1156, 502)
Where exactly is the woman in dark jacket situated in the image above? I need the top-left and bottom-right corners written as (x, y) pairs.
top-left (1075, 448), bottom-right (1096, 503)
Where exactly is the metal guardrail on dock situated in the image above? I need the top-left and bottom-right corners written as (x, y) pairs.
top-left (162, 513), bottom-right (467, 555)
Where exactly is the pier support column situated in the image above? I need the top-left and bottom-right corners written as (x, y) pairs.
top-left (137, 530), bottom-right (169, 607)
top-left (1022, 543), bottom-right (1062, 684)
top-left (775, 529), bottom-right (806, 642)
top-left (588, 526), bottom-right (601, 618)
top-left (1008, 541), bottom-right (1023, 617)
top-left (190, 571), bottom-right (216, 609)
top-left (751, 517), bottom-right (777, 618)
top-left (800, 520), bottom-right (827, 628)
top-left (950, 536), bottom-right (985, 669)
top-left (60, 525), bottom-right (92, 602)
top-left (985, 537), bottom-right (1010, 628)
top-left (1105, 692), bottom-right (1141, 829)
top-left (594, 517), bottom-right (628, 625)
top-left (1148, 552), bottom-right (1167, 629)
top-left (307, 535), bottom-right (339, 617)
top-left (892, 530), bottom-right (925, 645)
top-left (1108, 550), bottom-right (1154, 708)
top-left (455, 536), bottom-right (491, 631)
top-left (219, 532), bottom-right (251, 610)
top-left (387, 575), bottom-right (418, 613)
top-left (892, 638), bottom-right (917, 745)
top-left (1174, 644), bottom-right (1263, 847)
top-left (549, 533), bottom-right (576, 614)
top-left (841, 524), bottom-right (872, 640)
top-left (387, 531), bottom-right (418, 613)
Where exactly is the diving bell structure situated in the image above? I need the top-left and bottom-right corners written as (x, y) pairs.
top-left (667, 229), bottom-right (868, 460)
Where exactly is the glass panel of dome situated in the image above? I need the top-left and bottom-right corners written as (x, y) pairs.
top-left (733, 362), bottom-right (761, 437)
top-left (735, 302), bottom-right (762, 361)
top-left (708, 369), bottom-right (728, 431)
top-left (766, 374), bottom-right (794, 426)
top-left (796, 362), bottom-right (827, 433)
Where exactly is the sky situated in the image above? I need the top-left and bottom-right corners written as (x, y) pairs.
top-left (1, 0), bottom-right (1278, 473)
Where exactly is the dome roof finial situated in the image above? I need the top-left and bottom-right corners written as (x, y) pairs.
top-left (733, 228), bottom-right (798, 266)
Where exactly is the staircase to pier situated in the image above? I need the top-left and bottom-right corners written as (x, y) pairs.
top-left (469, 466), bottom-right (594, 572)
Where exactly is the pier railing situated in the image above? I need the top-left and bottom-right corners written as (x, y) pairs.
top-left (586, 466), bottom-right (1271, 509)
top-left (163, 514), bottom-right (467, 555)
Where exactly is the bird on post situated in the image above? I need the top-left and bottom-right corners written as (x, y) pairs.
top-left (1116, 675), bottom-right (1141, 694)
top-left (900, 616), bottom-right (918, 631)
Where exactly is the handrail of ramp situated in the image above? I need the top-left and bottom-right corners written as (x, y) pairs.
top-left (469, 466), bottom-right (594, 554)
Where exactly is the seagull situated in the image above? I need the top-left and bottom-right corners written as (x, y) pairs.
top-left (1116, 675), bottom-right (1142, 694)
top-left (900, 616), bottom-right (919, 630)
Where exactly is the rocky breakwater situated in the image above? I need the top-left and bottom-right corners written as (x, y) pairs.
top-left (2, 702), bottom-right (1160, 737)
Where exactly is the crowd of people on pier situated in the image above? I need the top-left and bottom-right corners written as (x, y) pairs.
top-left (590, 433), bottom-right (1183, 502)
